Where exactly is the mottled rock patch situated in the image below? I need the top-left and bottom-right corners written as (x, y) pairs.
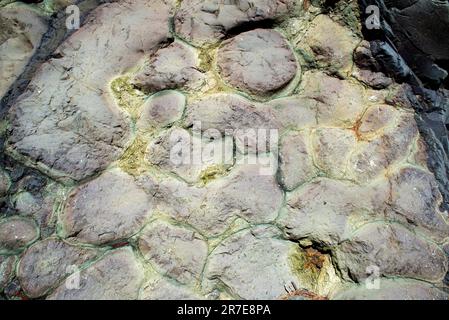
top-left (0, 217), bottom-right (39, 252)
top-left (217, 29), bottom-right (298, 95)
top-left (61, 169), bottom-right (152, 245)
top-left (17, 238), bottom-right (98, 298)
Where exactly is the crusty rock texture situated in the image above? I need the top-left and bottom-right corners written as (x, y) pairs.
top-left (0, 0), bottom-right (448, 300)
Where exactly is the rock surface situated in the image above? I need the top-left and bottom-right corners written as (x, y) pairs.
top-left (61, 169), bottom-right (152, 245)
top-left (0, 217), bottom-right (39, 252)
top-left (1, 0), bottom-right (448, 300)
top-left (0, 4), bottom-right (48, 99)
top-left (17, 238), bottom-right (97, 298)
top-left (217, 29), bottom-right (298, 95)
top-left (47, 248), bottom-right (144, 300)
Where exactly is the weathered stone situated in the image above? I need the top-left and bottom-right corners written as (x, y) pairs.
top-left (146, 127), bottom-right (233, 183)
top-left (48, 247), bottom-right (144, 300)
top-left (279, 178), bottom-right (389, 245)
top-left (279, 130), bottom-right (317, 190)
top-left (174, 0), bottom-right (295, 46)
top-left (138, 220), bottom-right (208, 285)
top-left (386, 166), bottom-right (449, 241)
top-left (333, 279), bottom-right (449, 300)
top-left (0, 4), bottom-right (48, 99)
top-left (17, 238), bottom-right (97, 298)
top-left (183, 93), bottom-right (277, 133)
top-left (140, 275), bottom-right (204, 300)
top-left (349, 111), bottom-right (418, 182)
top-left (203, 226), bottom-right (302, 299)
top-left (217, 29), bottom-right (298, 95)
top-left (336, 222), bottom-right (448, 282)
top-left (0, 169), bottom-right (11, 197)
top-left (352, 68), bottom-right (393, 89)
top-left (312, 127), bottom-right (357, 179)
top-left (0, 217), bottom-right (39, 252)
top-left (138, 158), bottom-right (282, 236)
top-left (7, 0), bottom-right (174, 181)
top-left (297, 15), bottom-right (359, 75)
top-left (267, 96), bottom-right (317, 130)
top-left (300, 71), bottom-right (366, 126)
top-left (132, 41), bottom-right (204, 92)
top-left (137, 90), bottom-right (185, 130)
top-left (61, 168), bottom-right (152, 245)
top-left (0, 255), bottom-right (17, 291)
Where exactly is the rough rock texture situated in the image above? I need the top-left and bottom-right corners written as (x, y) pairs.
top-left (0, 169), bottom-right (10, 197)
top-left (0, 255), bottom-right (17, 291)
top-left (336, 222), bottom-right (448, 282)
top-left (333, 279), bottom-right (449, 300)
top-left (1, 0), bottom-right (449, 300)
top-left (138, 220), bottom-right (208, 285)
top-left (6, 0), bottom-right (174, 181)
top-left (47, 248), bottom-right (144, 300)
top-left (217, 29), bottom-right (298, 95)
top-left (17, 238), bottom-right (97, 298)
top-left (61, 169), bottom-right (152, 245)
top-left (137, 91), bottom-right (185, 130)
top-left (132, 41), bottom-right (204, 92)
top-left (0, 4), bottom-right (48, 99)
top-left (140, 275), bottom-right (204, 300)
top-left (296, 14), bottom-right (359, 75)
top-left (174, 0), bottom-right (296, 46)
top-left (0, 217), bottom-right (39, 252)
top-left (203, 226), bottom-right (305, 299)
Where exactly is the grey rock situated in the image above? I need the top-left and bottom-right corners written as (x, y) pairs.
top-left (0, 170), bottom-right (11, 197)
top-left (132, 42), bottom-right (204, 92)
top-left (183, 93), bottom-right (278, 133)
top-left (174, 0), bottom-right (295, 46)
top-left (0, 217), bottom-right (39, 252)
top-left (0, 4), bottom-right (48, 99)
top-left (138, 220), bottom-right (208, 285)
top-left (387, 166), bottom-right (449, 242)
top-left (61, 168), bottom-right (152, 245)
top-left (140, 275), bottom-right (204, 300)
top-left (146, 127), bottom-right (233, 183)
top-left (203, 226), bottom-right (301, 299)
top-left (297, 14), bottom-right (359, 75)
top-left (312, 127), bottom-right (357, 179)
top-left (48, 247), bottom-right (144, 300)
top-left (217, 29), bottom-right (298, 95)
top-left (137, 91), bottom-right (185, 130)
top-left (336, 222), bottom-right (448, 282)
top-left (17, 238), bottom-right (97, 298)
top-left (333, 279), bottom-right (449, 300)
top-left (0, 255), bottom-right (17, 291)
top-left (279, 130), bottom-right (317, 190)
top-left (279, 178), bottom-right (389, 245)
top-left (7, 0), bottom-right (175, 181)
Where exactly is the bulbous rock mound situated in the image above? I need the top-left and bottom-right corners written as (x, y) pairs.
top-left (217, 29), bottom-right (298, 95)
top-left (0, 0), bottom-right (449, 301)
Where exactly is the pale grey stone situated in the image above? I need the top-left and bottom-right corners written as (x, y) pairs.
top-left (175, 0), bottom-right (296, 46)
top-left (0, 4), bottom-right (48, 98)
top-left (132, 41), bottom-right (204, 92)
top-left (333, 279), bottom-right (449, 300)
top-left (48, 247), bottom-right (144, 300)
top-left (7, 0), bottom-right (175, 181)
top-left (203, 226), bottom-right (301, 300)
top-left (140, 275), bottom-right (204, 300)
top-left (336, 222), bottom-right (448, 282)
top-left (61, 168), bottom-right (152, 245)
top-left (217, 29), bottom-right (298, 95)
top-left (139, 220), bottom-right (208, 285)
top-left (17, 238), bottom-right (97, 298)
